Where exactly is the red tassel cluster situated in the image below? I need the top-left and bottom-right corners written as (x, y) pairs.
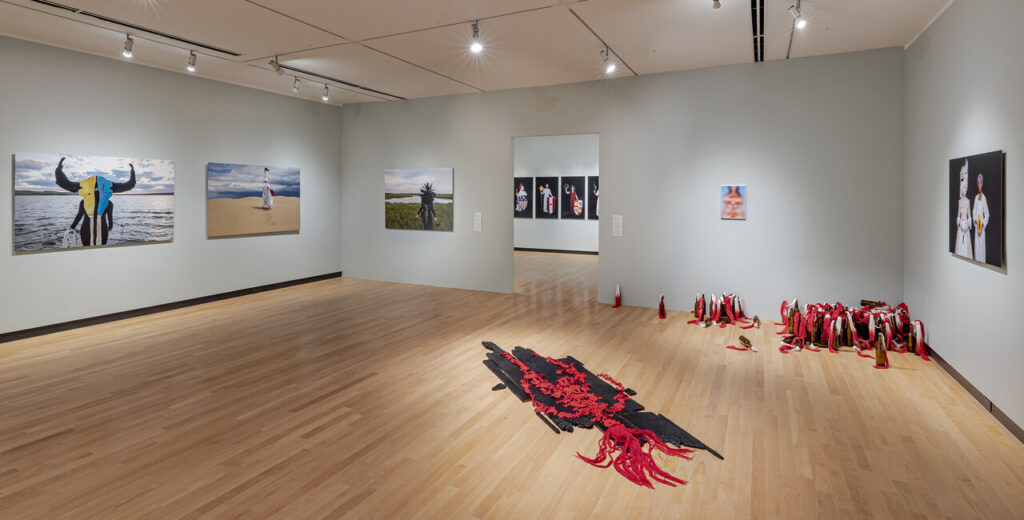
top-left (687, 292), bottom-right (751, 328)
top-left (658, 295), bottom-right (667, 320)
top-left (776, 300), bottom-right (929, 368)
top-left (578, 423), bottom-right (694, 488)
top-left (499, 351), bottom-right (695, 488)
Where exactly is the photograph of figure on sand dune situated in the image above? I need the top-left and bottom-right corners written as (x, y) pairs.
top-left (207, 163), bottom-right (300, 238)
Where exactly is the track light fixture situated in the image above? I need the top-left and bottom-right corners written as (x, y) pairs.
top-left (291, 76), bottom-right (300, 94)
top-left (321, 84), bottom-right (329, 102)
top-left (186, 51), bottom-right (197, 72)
top-left (789, 4), bottom-right (807, 29)
top-left (601, 46), bottom-right (616, 75)
top-left (122, 34), bottom-right (134, 58)
top-left (713, 0), bottom-right (721, 9)
top-left (469, 20), bottom-right (483, 54)
top-left (270, 56), bottom-right (283, 74)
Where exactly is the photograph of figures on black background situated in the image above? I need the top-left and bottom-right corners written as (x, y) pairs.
top-left (949, 151), bottom-right (1004, 267)
top-left (14, 151), bottom-right (175, 253)
top-left (560, 176), bottom-right (585, 220)
top-left (721, 185), bottom-right (746, 220)
top-left (514, 177), bottom-right (533, 219)
top-left (535, 176), bottom-right (559, 219)
top-left (587, 176), bottom-right (599, 220)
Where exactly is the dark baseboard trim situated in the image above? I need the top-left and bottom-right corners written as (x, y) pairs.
top-left (929, 346), bottom-right (1024, 446)
top-left (0, 272), bottom-right (342, 344)
top-left (514, 247), bottom-right (598, 256)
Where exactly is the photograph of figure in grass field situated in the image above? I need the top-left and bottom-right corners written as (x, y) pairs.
top-left (207, 163), bottom-right (300, 238)
top-left (384, 168), bottom-right (454, 231)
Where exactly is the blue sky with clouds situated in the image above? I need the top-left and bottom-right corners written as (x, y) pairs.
top-left (384, 168), bottom-right (453, 194)
top-left (207, 163), bottom-right (301, 199)
top-left (15, 151), bottom-right (175, 194)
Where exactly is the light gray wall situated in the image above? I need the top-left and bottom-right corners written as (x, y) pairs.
top-left (904, 0), bottom-right (1024, 427)
top-left (514, 134), bottom-right (599, 252)
top-left (341, 47), bottom-right (905, 314)
top-left (0, 36), bottom-right (344, 334)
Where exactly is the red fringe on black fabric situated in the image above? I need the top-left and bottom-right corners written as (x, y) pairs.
top-left (499, 351), bottom-right (694, 488)
top-left (577, 423), bottom-right (695, 489)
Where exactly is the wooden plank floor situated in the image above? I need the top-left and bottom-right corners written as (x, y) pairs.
top-left (2, 251), bottom-right (1023, 519)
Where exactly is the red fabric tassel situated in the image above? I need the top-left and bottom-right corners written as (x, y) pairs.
top-left (726, 345), bottom-right (751, 351)
top-left (577, 423), bottom-right (694, 489)
top-left (611, 284), bottom-right (622, 308)
top-left (658, 295), bottom-right (667, 320)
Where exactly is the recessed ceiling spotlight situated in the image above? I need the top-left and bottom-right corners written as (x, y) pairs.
top-left (186, 51), bottom-right (197, 72)
top-left (713, 0), bottom-right (721, 9)
top-left (122, 34), bottom-right (134, 58)
top-left (601, 46), bottom-right (616, 75)
top-left (322, 84), bottom-right (329, 102)
top-left (291, 76), bottom-right (300, 94)
top-left (469, 20), bottom-right (483, 54)
top-left (270, 56), bottom-right (283, 74)
top-left (789, 4), bottom-right (807, 29)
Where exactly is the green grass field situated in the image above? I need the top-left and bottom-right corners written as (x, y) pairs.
top-left (385, 202), bottom-right (453, 231)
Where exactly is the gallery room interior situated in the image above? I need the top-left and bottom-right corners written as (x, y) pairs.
top-left (1, 0), bottom-right (1023, 518)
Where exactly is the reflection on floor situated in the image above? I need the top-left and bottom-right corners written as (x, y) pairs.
top-left (1, 251), bottom-right (1023, 519)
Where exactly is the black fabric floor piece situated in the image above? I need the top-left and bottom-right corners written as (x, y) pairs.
top-left (482, 341), bottom-right (722, 459)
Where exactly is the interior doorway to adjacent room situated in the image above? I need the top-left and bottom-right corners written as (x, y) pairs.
top-left (512, 134), bottom-right (599, 295)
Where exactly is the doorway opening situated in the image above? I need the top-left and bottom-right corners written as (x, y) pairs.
top-left (512, 134), bottom-right (599, 297)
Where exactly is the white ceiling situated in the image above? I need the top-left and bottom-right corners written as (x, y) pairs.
top-left (0, 0), bottom-right (951, 105)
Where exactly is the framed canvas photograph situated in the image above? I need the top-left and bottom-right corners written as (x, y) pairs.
top-left (514, 177), bottom-right (533, 219)
top-left (14, 152), bottom-right (175, 253)
top-left (587, 176), bottom-right (599, 220)
top-left (949, 151), bottom-right (1004, 267)
top-left (560, 176), bottom-right (585, 220)
top-left (535, 176), bottom-right (559, 219)
top-left (207, 163), bottom-right (300, 238)
top-left (721, 185), bottom-right (746, 220)
top-left (384, 168), bottom-right (454, 231)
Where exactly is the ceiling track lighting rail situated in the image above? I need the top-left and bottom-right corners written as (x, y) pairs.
top-left (276, 63), bottom-right (406, 101)
top-left (567, 8), bottom-right (637, 77)
top-left (749, 0), bottom-right (765, 63)
top-left (28, 0), bottom-right (241, 57)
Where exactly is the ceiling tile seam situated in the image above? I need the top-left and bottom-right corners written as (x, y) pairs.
top-left (245, 41), bottom-right (355, 65)
top-left (358, 44), bottom-right (485, 93)
top-left (567, 8), bottom-right (637, 76)
top-left (356, 3), bottom-right (582, 44)
top-left (243, 0), bottom-right (350, 41)
top-left (905, 0), bottom-right (956, 49)
top-left (0, 0), bottom-right (375, 104)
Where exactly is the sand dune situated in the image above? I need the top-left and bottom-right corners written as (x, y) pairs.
top-left (208, 196), bottom-right (299, 237)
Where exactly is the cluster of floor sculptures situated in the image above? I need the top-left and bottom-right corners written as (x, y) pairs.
top-left (777, 299), bottom-right (929, 369)
top-left (480, 294), bottom-right (930, 489)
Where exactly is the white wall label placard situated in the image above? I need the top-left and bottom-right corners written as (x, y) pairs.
top-left (612, 215), bottom-right (623, 237)
top-left (473, 211), bottom-right (482, 232)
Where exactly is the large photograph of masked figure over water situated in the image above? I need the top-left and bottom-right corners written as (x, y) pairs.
top-left (949, 150), bottom-right (1004, 267)
top-left (14, 152), bottom-right (175, 253)
top-left (384, 168), bottom-right (454, 231)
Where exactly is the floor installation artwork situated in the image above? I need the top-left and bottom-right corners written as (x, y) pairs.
top-left (2, 252), bottom-right (1024, 518)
